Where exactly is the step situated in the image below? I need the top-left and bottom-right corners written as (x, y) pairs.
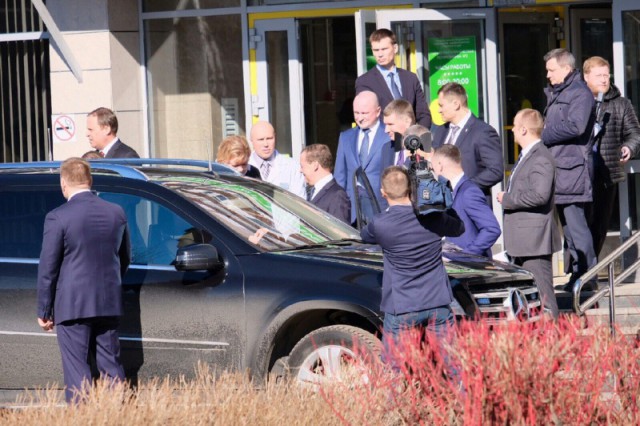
top-left (584, 307), bottom-right (640, 335)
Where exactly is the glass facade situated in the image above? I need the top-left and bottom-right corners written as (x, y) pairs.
top-left (145, 14), bottom-right (245, 160)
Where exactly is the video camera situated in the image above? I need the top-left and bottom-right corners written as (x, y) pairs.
top-left (396, 131), bottom-right (453, 215)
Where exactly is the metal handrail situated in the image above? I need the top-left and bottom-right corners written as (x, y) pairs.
top-left (572, 230), bottom-right (640, 335)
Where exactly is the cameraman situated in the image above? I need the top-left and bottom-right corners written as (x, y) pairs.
top-left (360, 166), bottom-right (464, 355)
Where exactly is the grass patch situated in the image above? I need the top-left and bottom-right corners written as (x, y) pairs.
top-left (3, 317), bottom-right (640, 425)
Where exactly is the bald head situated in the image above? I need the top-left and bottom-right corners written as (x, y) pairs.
top-left (353, 91), bottom-right (381, 130)
top-left (250, 121), bottom-right (276, 160)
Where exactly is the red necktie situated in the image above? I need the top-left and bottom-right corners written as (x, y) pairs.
top-left (98, 151), bottom-right (105, 157)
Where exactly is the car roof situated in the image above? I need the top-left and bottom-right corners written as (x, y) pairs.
top-left (0, 159), bottom-right (239, 181)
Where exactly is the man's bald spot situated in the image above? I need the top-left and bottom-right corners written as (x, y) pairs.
top-left (250, 121), bottom-right (275, 141)
top-left (354, 90), bottom-right (379, 108)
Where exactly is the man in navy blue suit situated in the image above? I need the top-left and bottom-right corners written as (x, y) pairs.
top-left (360, 166), bottom-right (464, 352)
top-left (37, 157), bottom-right (131, 403)
top-left (335, 91), bottom-right (392, 224)
top-left (432, 83), bottom-right (503, 205)
top-left (355, 28), bottom-right (431, 128)
top-left (432, 145), bottom-right (501, 258)
top-left (87, 107), bottom-right (140, 158)
top-left (300, 144), bottom-right (351, 224)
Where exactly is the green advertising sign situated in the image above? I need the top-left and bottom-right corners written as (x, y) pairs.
top-left (428, 36), bottom-right (479, 117)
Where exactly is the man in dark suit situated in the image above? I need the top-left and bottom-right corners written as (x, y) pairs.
top-left (355, 29), bottom-right (431, 129)
top-left (360, 166), bottom-right (464, 355)
top-left (497, 109), bottom-right (561, 318)
top-left (335, 91), bottom-right (392, 224)
top-left (87, 107), bottom-right (140, 158)
top-left (432, 145), bottom-right (500, 258)
top-left (542, 48), bottom-right (596, 287)
top-left (37, 158), bottom-right (131, 403)
top-left (300, 144), bottom-right (350, 224)
top-left (432, 83), bottom-right (503, 204)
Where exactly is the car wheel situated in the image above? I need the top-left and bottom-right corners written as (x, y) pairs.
top-left (287, 325), bottom-right (381, 387)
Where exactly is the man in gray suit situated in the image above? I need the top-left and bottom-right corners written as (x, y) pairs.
top-left (497, 109), bottom-right (561, 318)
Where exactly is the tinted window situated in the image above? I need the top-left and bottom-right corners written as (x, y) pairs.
top-left (98, 192), bottom-right (201, 266)
top-left (157, 177), bottom-right (360, 251)
top-left (0, 190), bottom-right (65, 258)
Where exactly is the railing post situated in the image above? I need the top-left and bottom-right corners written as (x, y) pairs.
top-left (608, 262), bottom-right (616, 337)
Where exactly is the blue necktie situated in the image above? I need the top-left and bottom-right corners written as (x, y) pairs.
top-left (388, 72), bottom-right (402, 99)
top-left (359, 129), bottom-right (370, 166)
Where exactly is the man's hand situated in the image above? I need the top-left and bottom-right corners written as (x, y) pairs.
top-left (496, 191), bottom-right (505, 204)
top-left (37, 317), bottom-right (54, 332)
top-left (620, 146), bottom-right (632, 163)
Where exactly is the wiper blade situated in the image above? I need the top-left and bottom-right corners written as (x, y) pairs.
top-left (271, 238), bottom-right (362, 253)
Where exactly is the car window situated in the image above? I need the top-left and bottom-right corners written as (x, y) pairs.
top-left (0, 190), bottom-right (65, 259)
top-left (158, 177), bottom-right (361, 251)
top-left (98, 192), bottom-right (203, 266)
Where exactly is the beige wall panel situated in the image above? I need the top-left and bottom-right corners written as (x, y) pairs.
top-left (49, 31), bottom-right (112, 73)
top-left (108, 0), bottom-right (139, 32)
top-left (48, 0), bottom-right (108, 31)
top-left (50, 69), bottom-right (113, 114)
top-left (116, 110), bottom-right (144, 157)
top-left (163, 94), bottom-right (214, 161)
top-left (110, 32), bottom-right (142, 112)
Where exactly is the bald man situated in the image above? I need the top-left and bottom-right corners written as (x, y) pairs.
top-left (335, 90), bottom-right (393, 224)
top-left (248, 121), bottom-right (306, 198)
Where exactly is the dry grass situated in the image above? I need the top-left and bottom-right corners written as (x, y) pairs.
top-left (3, 318), bottom-right (640, 425)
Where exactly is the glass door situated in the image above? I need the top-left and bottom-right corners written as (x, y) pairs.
top-left (613, 0), bottom-right (640, 239)
top-left (356, 8), bottom-right (504, 245)
top-left (359, 9), bottom-right (500, 134)
top-left (253, 19), bottom-right (305, 159)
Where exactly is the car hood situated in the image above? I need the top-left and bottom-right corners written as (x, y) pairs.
top-left (272, 243), bottom-right (534, 287)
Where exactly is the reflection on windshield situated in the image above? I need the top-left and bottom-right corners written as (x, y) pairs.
top-left (161, 177), bottom-right (360, 251)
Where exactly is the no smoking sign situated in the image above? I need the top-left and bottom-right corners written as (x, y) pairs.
top-left (52, 114), bottom-right (77, 143)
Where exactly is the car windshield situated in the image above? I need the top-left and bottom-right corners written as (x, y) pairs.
top-left (158, 176), bottom-right (361, 251)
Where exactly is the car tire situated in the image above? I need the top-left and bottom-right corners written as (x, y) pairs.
top-left (287, 325), bottom-right (382, 387)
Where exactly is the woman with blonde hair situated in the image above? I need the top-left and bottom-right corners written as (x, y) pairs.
top-left (216, 135), bottom-right (261, 179)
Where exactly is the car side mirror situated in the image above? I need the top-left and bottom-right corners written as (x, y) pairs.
top-left (174, 244), bottom-right (223, 271)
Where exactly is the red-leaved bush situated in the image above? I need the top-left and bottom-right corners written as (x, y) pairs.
top-left (319, 316), bottom-right (640, 425)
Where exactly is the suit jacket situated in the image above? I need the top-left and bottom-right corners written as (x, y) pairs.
top-left (432, 114), bottom-right (504, 195)
top-left (311, 178), bottom-right (351, 224)
top-left (37, 191), bottom-right (131, 324)
top-left (355, 67), bottom-right (432, 128)
top-left (447, 176), bottom-right (501, 258)
top-left (249, 151), bottom-right (306, 198)
top-left (360, 204), bottom-right (464, 315)
top-left (335, 122), bottom-right (393, 222)
top-left (105, 139), bottom-right (140, 158)
top-left (501, 142), bottom-right (561, 257)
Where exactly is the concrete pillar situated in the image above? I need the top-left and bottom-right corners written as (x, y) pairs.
top-left (47, 0), bottom-right (144, 159)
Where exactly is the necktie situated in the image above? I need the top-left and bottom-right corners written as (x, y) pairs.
top-left (98, 150), bottom-right (105, 157)
top-left (388, 72), bottom-right (402, 100)
top-left (260, 161), bottom-right (271, 180)
top-left (359, 129), bottom-right (370, 166)
top-left (396, 149), bottom-right (405, 166)
top-left (445, 125), bottom-right (459, 145)
top-left (306, 185), bottom-right (315, 201)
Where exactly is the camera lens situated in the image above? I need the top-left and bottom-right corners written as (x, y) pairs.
top-left (403, 135), bottom-right (421, 151)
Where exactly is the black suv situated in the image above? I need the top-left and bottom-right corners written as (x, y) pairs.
top-left (0, 159), bottom-right (542, 392)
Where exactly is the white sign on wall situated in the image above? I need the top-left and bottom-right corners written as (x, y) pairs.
top-left (52, 114), bottom-right (77, 143)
